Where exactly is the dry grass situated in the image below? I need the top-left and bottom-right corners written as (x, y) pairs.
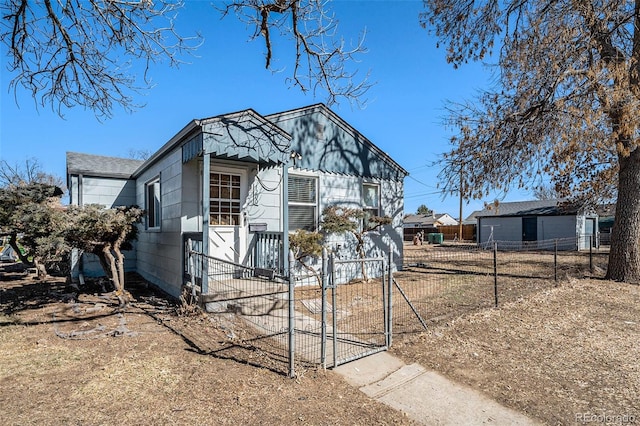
top-left (391, 277), bottom-right (640, 424)
top-left (0, 265), bottom-right (411, 426)
top-left (2, 248), bottom-right (639, 425)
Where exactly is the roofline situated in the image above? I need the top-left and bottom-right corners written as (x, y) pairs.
top-left (66, 151), bottom-right (143, 179)
top-left (133, 120), bottom-right (200, 178)
top-left (476, 212), bottom-right (580, 218)
top-left (266, 103), bottom-right (409, 177)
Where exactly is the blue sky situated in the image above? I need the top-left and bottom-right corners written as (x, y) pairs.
top-left (1, 0), bottom-right (531, 218)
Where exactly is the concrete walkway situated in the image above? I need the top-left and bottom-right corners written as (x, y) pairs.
top-left (334, 352), bottom-right (540, 425)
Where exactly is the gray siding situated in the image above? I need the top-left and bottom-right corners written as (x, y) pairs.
top-left (245, 166), bottom-right (283, 233)
top-left (478, 217), bottom-right (522, 243)
top-left (477, 214), bottom-right (597, 250)
top-left (181, 158), bottom-right (202, 233)
top-left (292, 172), bottom-right (404, 285)
top-left (537, 216), bottom-right (577, 241)
top-left (136, 149), bottom-right (184, 297)
top-left (268, 106), bottom-right (406, 181)
top-left (80, 176), bottom-right (137, 208)
top-left (68, 175), bottom-right (136, 208)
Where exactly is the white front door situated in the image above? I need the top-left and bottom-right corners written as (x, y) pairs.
top-left (208, 167), bottom-right (247, 264)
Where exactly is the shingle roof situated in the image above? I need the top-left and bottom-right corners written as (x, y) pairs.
top-left (403, 213), bottom-right (451, 226)
top-left (474, 199), bottom-right (581, 218)
top-left (66, 152), bottom-right (143, 178)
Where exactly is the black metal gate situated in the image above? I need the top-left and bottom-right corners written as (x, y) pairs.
top-left (323, 256), bottom-right (390, 368)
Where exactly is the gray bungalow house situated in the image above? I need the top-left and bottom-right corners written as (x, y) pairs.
top-left (67, 104), bottom-right (407, 298)
top-left (474, 199), bottom-right (598, 250)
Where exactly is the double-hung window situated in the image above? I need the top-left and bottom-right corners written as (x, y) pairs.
top-left (288, 175), bottom-right (317, 231)
top-left (146, 178), bottom-right (161, 230)
top-left (362, 183), bottom-right (380, 228)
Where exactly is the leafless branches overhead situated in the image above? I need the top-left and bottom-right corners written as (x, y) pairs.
top-left (1, 0), bottom-right (201, 118)
top-left (221, 0), bottom-right (372, 107)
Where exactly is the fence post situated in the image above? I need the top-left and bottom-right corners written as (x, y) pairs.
top-left (589, 235), bottom-right (593, 274)
top-left (288, 250), bottom-right (295, 378)
top-left (387, 245), bottom-right (393, 348)
top-left (331, 252), bottom-right (338, 369)
top-left (493, 241), bottom-right (498, 308)
top-left (554, 239), bottom-right (558, 286)
top-left (187, 239), bottom-right (196, 301)
top-left (321, 248), bottom-right (328, 370)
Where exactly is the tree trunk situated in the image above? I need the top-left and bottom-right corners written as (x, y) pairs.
top-left (93, 249), bottom-right (113, 290)
top-left (8, 233), bottom-right (32, 266)
top-left (114, 246), bottom-right (125, 293)
top-left (33, 258), bottom-right (47, 280)
top-left (355, 232), bottom-right (369, 281)
top-left (606, 147), bottom-right (640, 282)
top-left (102, 245), bottom-right (127, 307)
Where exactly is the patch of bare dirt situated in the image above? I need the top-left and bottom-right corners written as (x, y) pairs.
top-left (391, 277), bottom-right (640, 425)
top-left (3, 257), bottom-right (639, 425)
top-left (0, 264), bottom-right (411, 426)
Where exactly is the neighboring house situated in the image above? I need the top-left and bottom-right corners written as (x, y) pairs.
top-left (474, 199), bottom-right (598, 250)
top-left (402, 213), bottom-right (458, 241)
top-left (66, 104), bottom-right (407, 298)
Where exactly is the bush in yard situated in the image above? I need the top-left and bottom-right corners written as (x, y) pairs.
top-left (64, 204), bottom-right (144, 307)
top-left (321, 205), bottom-right (391, 281)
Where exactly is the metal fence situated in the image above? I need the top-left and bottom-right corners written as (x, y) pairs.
top-left (393, 236), bottom-right (609, 334)
top-left (188, 249), bottom-right (392, 377)
top-left (187, 235), bottom-right (609, 377)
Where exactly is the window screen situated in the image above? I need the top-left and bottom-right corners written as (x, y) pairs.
top-left (288, 175), bottom-right (317, 231)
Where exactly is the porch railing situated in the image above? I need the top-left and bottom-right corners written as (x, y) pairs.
top-left (253, 231), bottom-right (284, 275)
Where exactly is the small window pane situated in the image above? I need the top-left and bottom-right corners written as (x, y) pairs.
top-left (363, 184), bottom-right (379, 209)
top-left (289, 205), bottom-right (315, 231)
top-left (146, 179), bottom-right (161, 229)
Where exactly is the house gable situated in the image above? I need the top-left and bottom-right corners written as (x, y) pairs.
top-left (266, 104), bottom-right (408, 180)
top-left (66, 152), bottom-right (142, 208)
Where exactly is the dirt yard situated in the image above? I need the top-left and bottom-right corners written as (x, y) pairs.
top-left (1, 253), bottom-right (639, 425)
top-left (0, 265), bottom-right (410, 426)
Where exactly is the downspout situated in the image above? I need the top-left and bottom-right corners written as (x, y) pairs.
top-left (78, 174), bottom-right (83, 206)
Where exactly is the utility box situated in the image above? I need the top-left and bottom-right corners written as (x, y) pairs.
top-left (428, 233), bottom-right (444, 244)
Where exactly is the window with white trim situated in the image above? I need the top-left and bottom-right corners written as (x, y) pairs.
top-left (362, 183), bottom-right (380, 227)
top-left (210, 172), bottom-right (241, 225)
top-left (146, 178), bottom-right (161, 229)
top-left (288, 175), bottom-right (317, 231)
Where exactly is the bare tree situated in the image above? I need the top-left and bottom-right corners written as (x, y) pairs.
top-left (221, 0), bottom-right (371, 107)
top-left (321, 205), bottom-right (391, 281)
top-left (532, 184), bottom-right (561, 201)
top-left (1, 0), bottom-right (200, 118)
top-left (1, 0), bottom-right (369, 118)
top-left (0, 158), bottom-right (64, 189)
top-left (128, 149), bottom-right (152, 161)
top-left (425, 1), bottom-right (640, 282)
